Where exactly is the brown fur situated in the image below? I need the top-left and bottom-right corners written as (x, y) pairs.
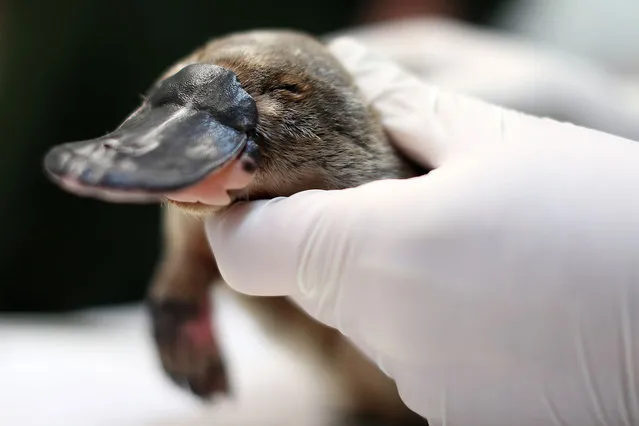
top-left (149, 29), bottom-right (426, 425)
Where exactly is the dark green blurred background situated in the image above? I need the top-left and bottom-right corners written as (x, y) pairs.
top-left (0, 0), bottom-right (511, 312)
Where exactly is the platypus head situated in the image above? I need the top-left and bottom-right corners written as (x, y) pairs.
top-left (43, 30), bottom-right (418, 216)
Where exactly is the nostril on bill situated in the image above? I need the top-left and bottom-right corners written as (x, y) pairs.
top-left (102, 139), bottom-right (118, 149)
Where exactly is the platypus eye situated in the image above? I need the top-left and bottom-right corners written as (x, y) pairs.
top-left (271, 84), bottom-right (302, 94)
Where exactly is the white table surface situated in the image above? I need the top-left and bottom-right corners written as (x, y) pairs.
top-left (0, 288), bottom-right (335, 426)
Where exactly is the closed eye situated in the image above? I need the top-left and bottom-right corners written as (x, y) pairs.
top-left (271, 84), bottom-right (302, 94)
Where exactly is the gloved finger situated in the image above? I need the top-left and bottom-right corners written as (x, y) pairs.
top-left (328, 37), bottom-right (523, 167)
top-left (337, 18), bottom-right (639, 143)
top-left (204, 189), bottom-right (346, 297)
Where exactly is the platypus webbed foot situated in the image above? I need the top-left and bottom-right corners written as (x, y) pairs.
top-left (148, 297), bottom-right (229, 398)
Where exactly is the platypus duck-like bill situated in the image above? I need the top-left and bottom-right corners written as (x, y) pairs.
top-left (43, 63), bottom-right (261, 205)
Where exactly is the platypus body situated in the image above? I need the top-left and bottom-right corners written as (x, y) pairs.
top-left (44, 29), bottom-right (427, 425)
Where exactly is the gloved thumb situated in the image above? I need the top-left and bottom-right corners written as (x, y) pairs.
top-left (204, 188), bottom-right (348, 297)
top-left (329, 37), bottom-right (521, 168)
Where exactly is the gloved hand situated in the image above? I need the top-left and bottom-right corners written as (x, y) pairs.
top-left (205, 38), bottom-right (639, 426)
top-left (333, 17), bottom-right (639, 142)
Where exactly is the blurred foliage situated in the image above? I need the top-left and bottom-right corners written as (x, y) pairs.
top-left (0, 0), bottom-right (511, 312)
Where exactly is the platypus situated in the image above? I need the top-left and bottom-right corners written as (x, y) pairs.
top-left (43, 29), bottom-right (428, 425)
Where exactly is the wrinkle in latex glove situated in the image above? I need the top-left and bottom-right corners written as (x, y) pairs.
top-left (206, 38), bottom-right (639, 426)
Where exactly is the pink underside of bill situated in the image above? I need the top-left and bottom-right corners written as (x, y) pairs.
top-left (165, 159), bottom-right (253, 206)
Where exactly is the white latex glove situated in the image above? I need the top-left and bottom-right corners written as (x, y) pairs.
top-left (205, 38), bottom-right (639, 426)
top-left (333, 17), bottom-right (639, 142)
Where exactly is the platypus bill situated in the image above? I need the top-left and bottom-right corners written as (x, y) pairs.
top-left (43, 63), bottom-right (260, 203)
